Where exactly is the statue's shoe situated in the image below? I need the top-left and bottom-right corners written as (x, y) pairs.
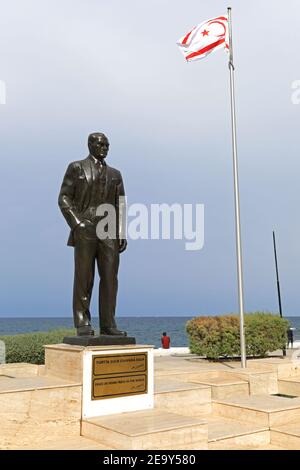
top-left (100, 327), bottom-right (127, 336)
top-left (77, 325), bottom-right (95, 336)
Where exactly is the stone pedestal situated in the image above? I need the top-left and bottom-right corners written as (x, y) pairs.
top-left (44, 344), bottom-right (154, 419)
top-left (63, 335), bottom-right (136, 346)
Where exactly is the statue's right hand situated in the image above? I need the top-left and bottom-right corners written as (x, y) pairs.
top-left (75, 219), bottom-right (93, 231)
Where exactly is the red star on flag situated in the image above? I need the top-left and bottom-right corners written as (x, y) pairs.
top-left (201, 29), bottom-right (209, 36)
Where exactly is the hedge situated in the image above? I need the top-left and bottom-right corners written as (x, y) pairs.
top-left (186, 313), bottom-right (289, 359)
top-left (0, 328), bottom-right (75, 364)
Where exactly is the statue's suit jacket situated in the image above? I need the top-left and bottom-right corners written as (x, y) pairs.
top-left (58, 156), bottom-right (125, 247)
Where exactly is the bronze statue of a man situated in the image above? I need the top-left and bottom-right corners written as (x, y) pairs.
top-left (58, 132), bottom-right (127, 337)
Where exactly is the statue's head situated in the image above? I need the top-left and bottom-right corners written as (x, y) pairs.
top-left (88, 132), bottom-right (109, 160)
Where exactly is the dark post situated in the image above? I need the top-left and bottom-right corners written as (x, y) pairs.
top-left (273, 230), bottom-right (286, 357)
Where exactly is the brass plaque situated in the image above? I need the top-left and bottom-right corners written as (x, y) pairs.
top-left (92, 374), bottom-right (147, 399)
top-left (93, 353), bottom-right (147, 376)
top-left (92, 353), bottom-right (148, 400)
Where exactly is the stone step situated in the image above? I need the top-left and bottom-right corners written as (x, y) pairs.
top-left (209, 442), bottom-right (283, 450)
top-left (246, 358), bottom-right (300, 379)
top-left (213, 395), bottom-right (300, 427)
top-left (0, 375), bottom-right (81, 393)
top-left (0, 374), bottom-right (82, 449)
top-left (207, 416), bottom-right (269, 447)
top-left (4, 436), bottom-right (110, 450)
top-left (178, 371), bottom-right (249, 400)
top-left (154, 379), bottom-right (211, 415)
top-left (278, 376), bottom-right (300, 396)
top-left (220, 367), bottom-right (278, 395)
top-left (81, 409), bottom-right (208, 450)
top-left (271, 423), bottom-right (300, 450)
top-left (0, 363), bottom-right (40, 378)
top-left (162, 367), bottom-right (278, 396)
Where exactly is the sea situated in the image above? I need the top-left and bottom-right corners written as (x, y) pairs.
top-left (0, 316), bottom-right (299, 348)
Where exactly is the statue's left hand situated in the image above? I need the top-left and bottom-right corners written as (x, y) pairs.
top-left (119, 239), bottom-right (128, 253)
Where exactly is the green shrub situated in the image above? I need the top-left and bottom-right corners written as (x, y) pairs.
top-left (0, 328), bottom-right (75, 364)
top-left (186, 313), bottom-right (289, 359)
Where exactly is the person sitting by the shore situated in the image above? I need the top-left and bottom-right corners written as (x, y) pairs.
top-left (161, 332), bottom-right (170, 349)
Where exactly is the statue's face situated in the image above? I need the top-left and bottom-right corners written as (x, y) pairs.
top-left (89, 135), bottom-right (109, 160)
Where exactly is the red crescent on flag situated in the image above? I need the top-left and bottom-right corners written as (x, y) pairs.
top-left (181, 26), bottom-right (196, 45)
top-left (207, 20), bottom-right (226, 37)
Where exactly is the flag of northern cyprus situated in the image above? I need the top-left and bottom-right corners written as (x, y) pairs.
top-left (177, 15), bottom-right (229, 62)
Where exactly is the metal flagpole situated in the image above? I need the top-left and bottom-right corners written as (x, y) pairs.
top-left (272, 230), bottom-right (286, 356)
top-left (227, 7), bottom-right (247, 368)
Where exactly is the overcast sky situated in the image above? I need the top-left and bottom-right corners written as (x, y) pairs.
top-left (0, 0), bottom-right (299, 318)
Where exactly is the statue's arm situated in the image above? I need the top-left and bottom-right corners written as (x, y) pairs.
top-left (58, 163), bottom-right (82, 230)
top-left (116, 172), bottom-right (127, 253)
top-left (118, 173), bottom-right (125, 198)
